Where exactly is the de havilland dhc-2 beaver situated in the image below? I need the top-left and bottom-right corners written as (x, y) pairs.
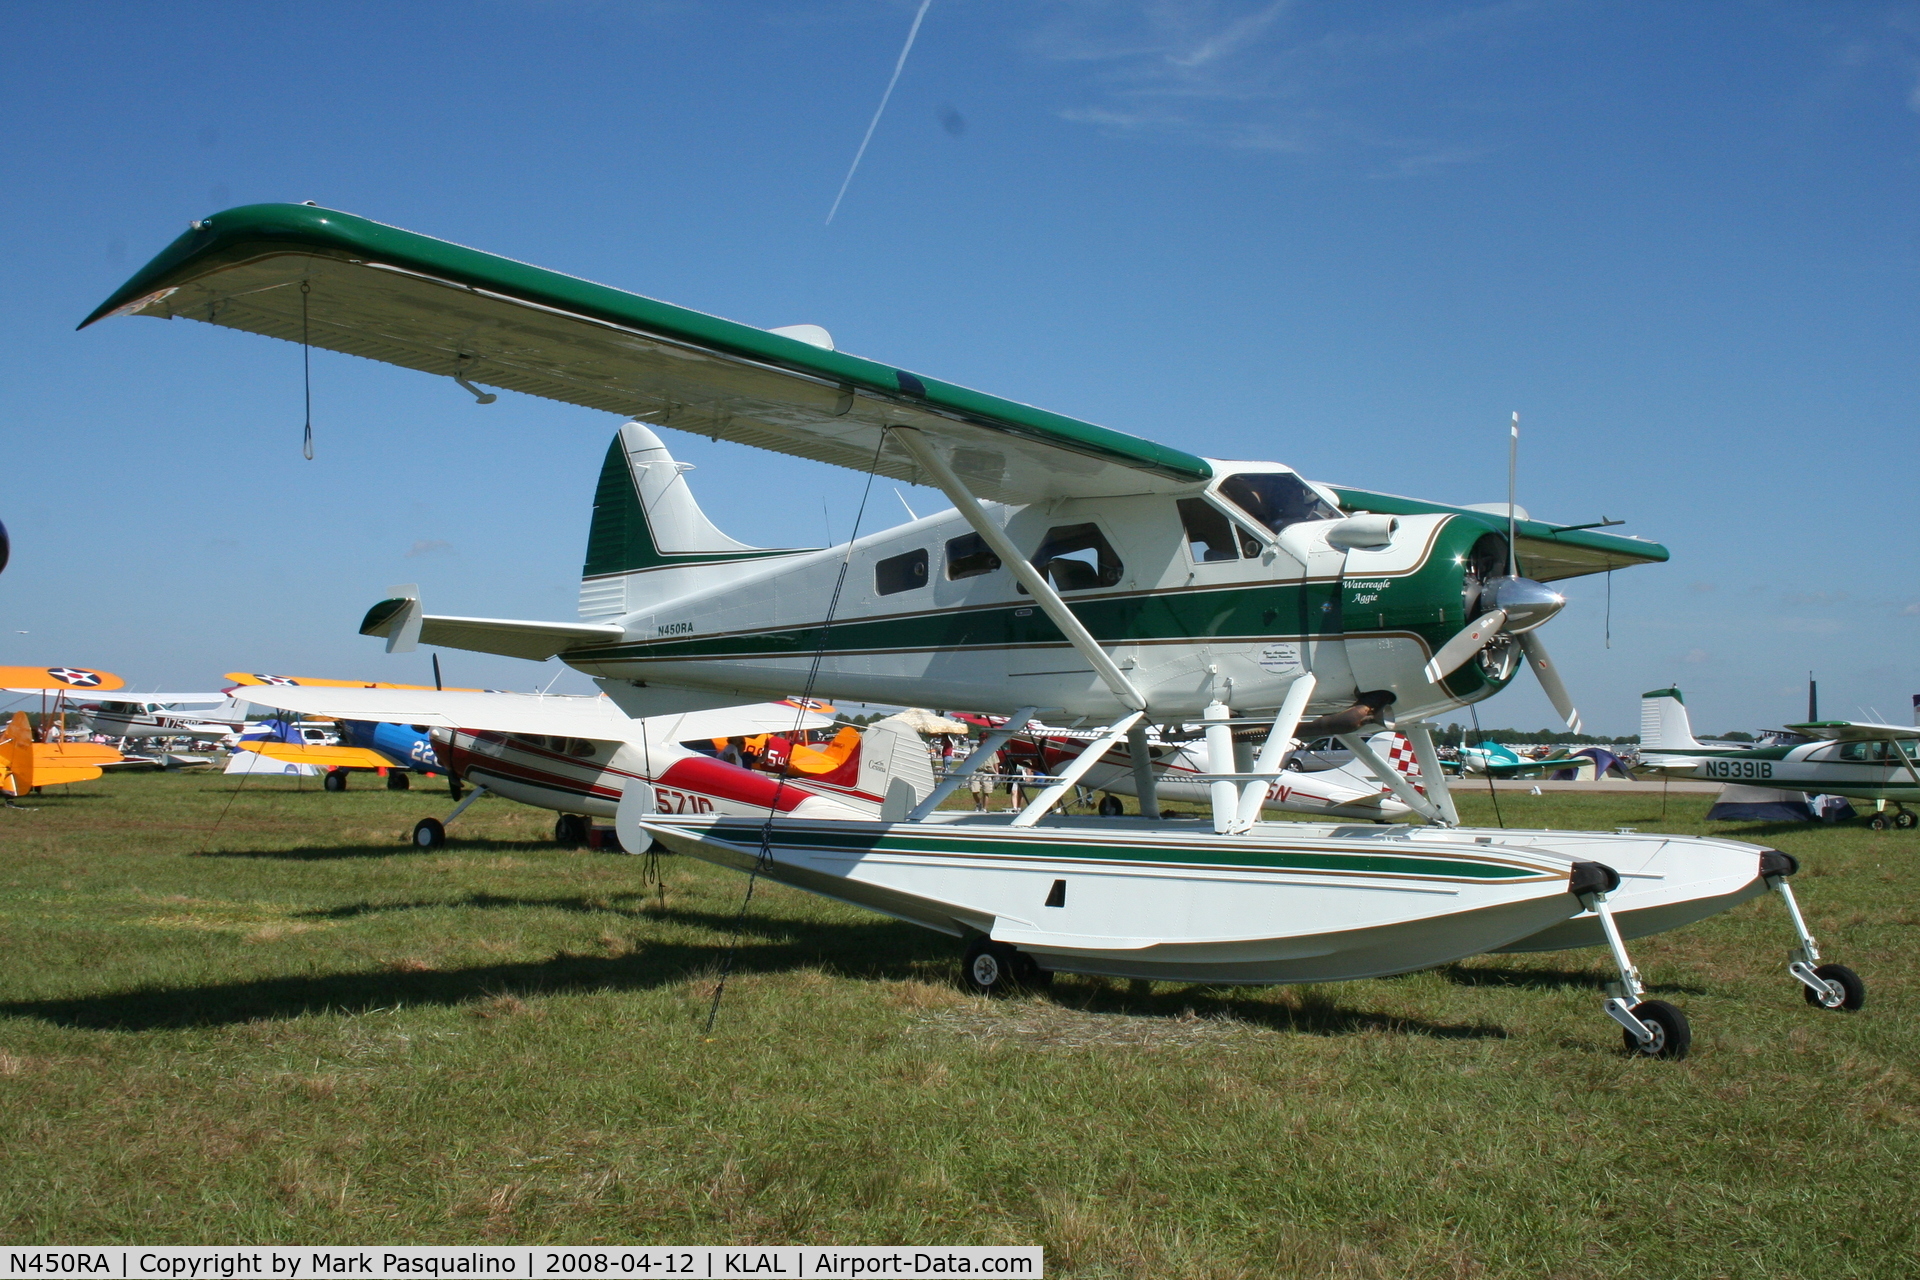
top-left (86, 203), bottom-right (1868, 1056)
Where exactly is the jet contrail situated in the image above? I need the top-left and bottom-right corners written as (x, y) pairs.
top-left (825, 0), bottom-right (933, 226)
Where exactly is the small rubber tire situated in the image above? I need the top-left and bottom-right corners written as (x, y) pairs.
top-left (1098, 794), bottom-right (1125, 817)
top-left (1803, 962), bottom-right (1865, 1011)
top-left (962, 938), bottom-right (1030, 997)
top-left (411, 817), bottom-right (446, 850)
top-left (1869, 812), bottom-right (1891, 831)
top-left (386, 771), bottom-right (411, 791)
top-left (554, 814), bottom-right (586, 847)
top-left (323, 770), bottom-right (348, 792)
top-left (1623, 999), bottom-right (1690, 1060)
top-left (1895, 810), bottom-right (1917, 830)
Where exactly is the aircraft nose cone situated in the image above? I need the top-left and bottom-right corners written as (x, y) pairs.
top-left (1485, 576), bottom-right (1564, 633)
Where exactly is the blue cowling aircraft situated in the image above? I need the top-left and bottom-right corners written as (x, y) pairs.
top-left (329, 719), bottom-right (451, 793)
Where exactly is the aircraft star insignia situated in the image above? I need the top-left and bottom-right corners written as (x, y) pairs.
top-left (46, 667), bottom-right (103, 687)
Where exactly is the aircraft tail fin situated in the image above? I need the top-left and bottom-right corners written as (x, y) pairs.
top-left (1640, 687), bottom-right (1702, 750)
top-left (1328, 730), bottom-right (1426, 794)
top-left (846, 713), bottom-right (938, 819)
top-left (578, 422), bottom-right (809, 619)
top-left (2, 711), bottom-right (33, 795)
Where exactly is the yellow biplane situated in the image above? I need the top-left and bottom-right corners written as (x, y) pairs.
top-left (0, 667), bottom-right (128, 796)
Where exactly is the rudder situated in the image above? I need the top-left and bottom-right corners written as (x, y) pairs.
top-left (1640, 687), bottom-right (1702, 750)
top-left (579, 422), bottom-right (807, 619)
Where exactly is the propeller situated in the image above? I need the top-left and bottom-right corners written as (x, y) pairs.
top-left (1419, 413), bottom-right (1582, 732)
top-left (1518, 630), bottom-right (1582, 734)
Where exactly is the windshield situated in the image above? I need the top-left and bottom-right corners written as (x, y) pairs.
top-left (1218, 473), bottom-right (1340, 533)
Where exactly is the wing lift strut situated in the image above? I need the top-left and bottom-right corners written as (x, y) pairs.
top-left (894, 427), bottom-right (1151, 827)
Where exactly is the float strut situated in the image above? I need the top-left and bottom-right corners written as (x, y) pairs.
top-left (1769, 866), bottom-right (1845, 1004)
top-left (1582, 888), bottom-right (1654, 1046)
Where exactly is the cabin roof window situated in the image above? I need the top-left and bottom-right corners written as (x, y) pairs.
top-left (945, 532), bottom-right (1001, 580)
top-left (1219, 472), bottom-right (1339, 534)
top-left (1019, 523), bottom-right (1123, 594)
top-left (875, 547), bottom-right (929, 596)
top-left (1177, 498), bottom-right (1257, 563)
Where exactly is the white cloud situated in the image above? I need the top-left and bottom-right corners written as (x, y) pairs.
top-left (406, 539), bottom-right (454, 558)
top-left (1030, 0), bottom-right (1543, 172)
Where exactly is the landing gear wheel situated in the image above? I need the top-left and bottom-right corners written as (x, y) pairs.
top-left (1098, 794), bottom-right (1124, 817)
top-left (1622, 999), bottom-right (1690, 1060)
top-left (1869, 812), bottom-right (1891, 831)
top-left (962, 938), bottom-right (1045, 996)
top-left (323, 770), bottom-right (348, 792)
top-left (386, 771), bottom-right (410, 791)
top-left (1894, 810), bottom-right (1917, 830)
top-left (1803, 963), bottom-right (1865, 1011)
top-left (411, 817), bottom-right (446, 850)
top-left (554, 814), bottom-right (587, 847)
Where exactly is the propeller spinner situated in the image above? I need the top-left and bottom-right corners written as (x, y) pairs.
top-left (1420, 417), bottom-right (1586, 733)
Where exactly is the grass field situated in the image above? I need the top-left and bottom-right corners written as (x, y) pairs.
top-left (1, 770), bottom-right (1915, 1276)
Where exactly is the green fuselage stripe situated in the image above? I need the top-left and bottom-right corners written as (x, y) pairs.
top-left (695, 822), bottom-right (1546, 881)
top-left (569, 577), bottom-right (1454, 663)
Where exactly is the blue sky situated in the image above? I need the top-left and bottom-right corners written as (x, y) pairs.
top-left (3, 1), bottom-right (1917, 734)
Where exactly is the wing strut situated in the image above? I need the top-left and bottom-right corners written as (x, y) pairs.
top-left (892, 428), bottom-right (1147, 712)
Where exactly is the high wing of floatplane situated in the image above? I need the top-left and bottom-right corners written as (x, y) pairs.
top-left (97, 203), bottom-right (1872, 1057)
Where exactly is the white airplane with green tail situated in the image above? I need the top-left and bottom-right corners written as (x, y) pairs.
top-left (86, 203), bottom-right (1868, 1055)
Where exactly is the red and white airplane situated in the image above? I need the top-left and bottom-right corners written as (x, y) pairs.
top-left (231, 684), bottom-right (935, 849)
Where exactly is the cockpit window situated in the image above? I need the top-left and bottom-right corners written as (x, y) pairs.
top-left (1177, 498), bottom-right (1257, 563)
top-left (1219, 473), bottom-right (1339, 534)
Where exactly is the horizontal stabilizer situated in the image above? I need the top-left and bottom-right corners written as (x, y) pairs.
top-left (359, 597), bottom-right (624, 662)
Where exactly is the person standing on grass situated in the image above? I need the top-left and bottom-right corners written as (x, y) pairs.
top-left (1008, 760), bottom-right (1035, 811)
top-left (969, 746), bottom-right (1000, 811)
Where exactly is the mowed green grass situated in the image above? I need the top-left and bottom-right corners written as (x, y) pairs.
top-left (1, 771), bottom-right (1915, 1277)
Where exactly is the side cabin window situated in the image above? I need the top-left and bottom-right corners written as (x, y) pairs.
top-left (1219, 472), bottom-right (1340, 534)
top-left (945, 532), bottom-right (1001, 580)
top-left (875, 548), bottom-right (929, 596)
top-left (1019, 523), bottom-right (1124, 594)
top-left (1834, 741), bottom-right (1890, 763)
top-left (1177, 498), bottom-right (1258, 563)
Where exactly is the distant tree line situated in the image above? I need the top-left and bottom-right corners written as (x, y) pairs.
top-left (1436, 724), bottom-right (1640, 746)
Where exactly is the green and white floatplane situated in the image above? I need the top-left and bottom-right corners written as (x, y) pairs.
top-left (91, 203), bottom-right (1864, 1058)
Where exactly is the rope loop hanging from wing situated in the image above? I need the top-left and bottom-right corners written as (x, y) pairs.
top-left (300, 278), bottom-right (314, 461)
top-left (704, 427), bottom-right (893, 1034)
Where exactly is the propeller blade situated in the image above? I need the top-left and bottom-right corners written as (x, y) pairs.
top-left (1518, 630), bottom-right (1582, 734)
top-left (1422, 609), bottom-right (1507, 683)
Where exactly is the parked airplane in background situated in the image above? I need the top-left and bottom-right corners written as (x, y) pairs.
top-left (1025, 725), bottom-right (1421, 822)
top-left (225, 671), bottom-right (499, 790)
top-left (1638, 687), bottom-right (1920, 829)
top-left (84, 695), bottom-right (248, 742)
top-left (225, 683), bottom-right (931, 849)
top-left (0, 667), bottom-right (128, 795)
